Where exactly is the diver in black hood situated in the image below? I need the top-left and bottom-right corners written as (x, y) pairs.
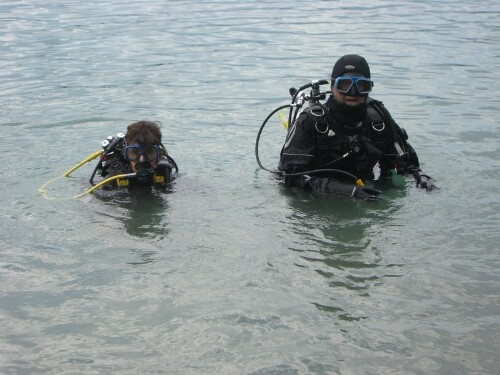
top-left (279, 54), bottom-right (437, 199)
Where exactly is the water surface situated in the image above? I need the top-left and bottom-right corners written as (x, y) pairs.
top-left (1, 1), bottom-right (499, 374)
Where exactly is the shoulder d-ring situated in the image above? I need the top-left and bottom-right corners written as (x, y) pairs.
top-left (310, 107), bottom-right (325, 117)
top-left (372, 121), bottom-right (385, 132)
top-left (315, 121), bottom-right (329, 134)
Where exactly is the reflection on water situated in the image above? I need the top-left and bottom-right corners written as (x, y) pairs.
top-left (282, 188), bottom-right (405, 320)
top-left (95, 187), bottom-right (170, 238)
top-left (92, 187), bottom-right (172, 264)
top-left (1, 0), bottom-right (499, 373)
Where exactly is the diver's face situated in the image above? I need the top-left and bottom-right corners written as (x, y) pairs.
top-left (124, 144), bottom-right (160, 172)
top-left (331, 74), bottom-right (368, 107)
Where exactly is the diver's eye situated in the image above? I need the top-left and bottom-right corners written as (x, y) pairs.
top-left (145, 148), bottom-right (158, 160)
top-left (336, 78), bottom-right (353, 92)
top-left (127, 148), bottom-right (139, 160)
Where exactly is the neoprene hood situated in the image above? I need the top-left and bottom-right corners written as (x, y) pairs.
top-left (332, 54), bottom-right (371, 79)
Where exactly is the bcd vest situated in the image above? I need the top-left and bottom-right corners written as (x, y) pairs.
top-left (305, 98), bottom-right (400, 177)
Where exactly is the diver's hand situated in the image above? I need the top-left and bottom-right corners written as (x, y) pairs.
top-left (413, 172), bottom-right (437, 192)
top-left (418, 176), bottom-right (437, 191)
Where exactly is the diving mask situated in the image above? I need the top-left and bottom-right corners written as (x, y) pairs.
top-left (333, 76), bottom-right (373, 95)
top-left (122, 145), bottom-right (161, 162)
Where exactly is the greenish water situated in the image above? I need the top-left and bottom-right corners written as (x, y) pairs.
top-left (1, 1), bottom-right (499, 374)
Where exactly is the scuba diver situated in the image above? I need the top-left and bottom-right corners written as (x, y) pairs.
top-left (267, 54), bottom-right (437, 200)
top-left (39, 120), bottom-right (178, 199)
top-left (90, 120), bottom-right (178, 191)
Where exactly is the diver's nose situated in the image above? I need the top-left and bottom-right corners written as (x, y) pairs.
top-left (348, 84), bottom-right (357, 96)
top-left (139, 154), bottom-right (146, 162)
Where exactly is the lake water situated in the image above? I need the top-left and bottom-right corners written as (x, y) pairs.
top-left (1, 1), bottom-right (499, 374)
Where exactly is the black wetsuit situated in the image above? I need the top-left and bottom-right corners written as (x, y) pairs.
top-left (279, 96), bottom-right (421, 194)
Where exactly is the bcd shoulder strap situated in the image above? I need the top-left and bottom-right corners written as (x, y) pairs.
top-left (366, 98), bottom-right (407, 157)
top-left (305, 103), bottom-right (331, 153)
top-left (366, 98), bottom-right (388, 133)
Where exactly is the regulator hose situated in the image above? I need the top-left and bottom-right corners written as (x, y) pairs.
top-left (255, 104), bottom-right (293, 174)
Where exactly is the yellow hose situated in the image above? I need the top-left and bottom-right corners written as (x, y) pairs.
top-left (38, 176), bottom-right (64, 199)
top-left (39, 173), bottom-right (136, 200)
top-left (38, 146), bottom-right (136, 201)
top-left (83, 173), bottom-right (135, 195)
top-left (63, 149), bottom-right (103, 177)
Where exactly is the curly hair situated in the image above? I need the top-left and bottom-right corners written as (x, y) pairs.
top-left (125, 121), bottom-right (162, 145)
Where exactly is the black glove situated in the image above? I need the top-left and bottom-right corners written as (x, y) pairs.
top-left (413, 172), bottom-right (437, 192)
top-left (307, 177), bottom-right (381, 200)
